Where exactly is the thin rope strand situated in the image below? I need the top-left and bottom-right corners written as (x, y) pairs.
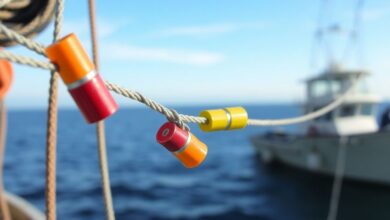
top-left (0, 51), bottom-right (55, 70)
top-left (0, 101), bottom-right (11, 220)
top-left (45, 0), bottom-right (64, 219)
top-left (326, 137), bottom-right (348, 220)
top-left (87, 0), bottom-right (116, 219)
top-left (0, 45), bottom-right (361, 127)
top-left (246, 74), bottom-right (361, 126)
top-left (0, 22), bottom-right (46, 55)
top-left (0, 17), bottom-right (362, 128)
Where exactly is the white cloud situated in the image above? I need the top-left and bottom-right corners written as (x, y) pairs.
top-left (103, 43), bottom-right (224, 66)
top-left (362, 8), bottom-right (390, 22)
top-left (156, 22), bottom-right (265, 37)
top-left (62, 18), bottom-right (129, 38)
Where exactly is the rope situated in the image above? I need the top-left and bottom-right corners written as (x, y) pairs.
top-left (342, 0), bottom-right (365, 67)
top-left (0, 0), bottom-right (12, 9)
top-left (0, 21), bottom-right (46, 55)
top-left (45, 0), bottom-right (64, 219)
top-left (0, 0), bottom-right (56, 46)
top-left (0, 100), bottom-right (11, 220)
top-left (326, 137), bottom-right (348, 220)
top-left (0, 44), bottom-right (361, 127)
top-left (0, 6), bottom-right (361, 128)
top-left (104, 81), bottom-right (199, 128)
top-left (0, 50), bottom-right (55, 70)
top-left (105, 73), bottom-right (361, 127)
top-left (87, 0), bottom-right (116, 219)
top-left (0, 44), bottom-right (360, 127)
top-left (246, 74), bottom-right (361, 126)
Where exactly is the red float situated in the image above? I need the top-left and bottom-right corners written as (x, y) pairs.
top-left (69, 74), bottom-right (118, 123)
top-left (156, 122), bottom-right (208, 168)
top-left (46, 34), bottom-right (118, 123)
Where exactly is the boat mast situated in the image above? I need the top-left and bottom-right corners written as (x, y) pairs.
top-left (310, 0), bottom-right (365, 73)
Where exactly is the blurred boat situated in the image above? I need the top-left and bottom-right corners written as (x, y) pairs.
top-left (250, 64), bottom-right (390, 184)
top-left (5, 192), bottom-right (44, 220)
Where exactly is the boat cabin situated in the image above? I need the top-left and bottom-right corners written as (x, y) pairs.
top-left (304, 64), bottom-right (380, 136)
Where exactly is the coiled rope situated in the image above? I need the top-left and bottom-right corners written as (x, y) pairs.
top-left (0, 0), bottom-right (56, 46)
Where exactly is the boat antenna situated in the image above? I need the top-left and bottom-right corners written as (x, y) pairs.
top-left (342, 0), bottom-right (365, 68)
top-left (310, 0), bottom-right (365, 72)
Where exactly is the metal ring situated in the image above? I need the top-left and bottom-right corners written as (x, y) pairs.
top-left (223, 108), bottom-right (232, 130)
top-left (66, 70), bottom-right (97, 90)
top-left (174, 133), bottom-right (191, 154)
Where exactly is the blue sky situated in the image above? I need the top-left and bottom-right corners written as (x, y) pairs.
top-left (5, 0), bottom-right (390, 108)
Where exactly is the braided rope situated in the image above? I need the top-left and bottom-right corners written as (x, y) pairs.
top-left (0, 101), bottom-right (10, 220)
top-left (0, 43), bottom-right (359, 127)
top-left (0, 11), bottom-right (359, 128)
top-left (0, 50), bottom-right (55, 70)
top-left (104, 81), bottom-right (206, 126)
top-left (0, 22), bottom-right (46, 55)
top-left (45, 0), bottom-right (64, 219)
top-left (87, 0), bottom-right (116, 219)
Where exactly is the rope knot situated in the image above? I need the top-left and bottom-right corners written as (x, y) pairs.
top-left (167, 108), bottom-right (190, 131)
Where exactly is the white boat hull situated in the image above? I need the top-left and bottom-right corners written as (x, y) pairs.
top-left (251, 131), bottom-right (390, 185)
top-left (5, 192), bottom-right (44, 220)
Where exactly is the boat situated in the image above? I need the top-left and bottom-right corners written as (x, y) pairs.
top-left (250, 0), bottom-right (390, 185)
top-left (250, 63), bottom-right (390, 184)
top-left (4, 192), bottom-right (45, 220)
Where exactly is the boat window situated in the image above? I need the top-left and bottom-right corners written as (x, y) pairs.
top-left (329, 79), bottom-right (342, 94)
top-left (361, 104), bottom-right (374, 116)
top-left (339, 104), bottom-right (356, 117)
top-left (311, 80), bottom-right (328, 97)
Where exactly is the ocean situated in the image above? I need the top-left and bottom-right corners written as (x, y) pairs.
top-left (4, 104), bottom-right (390, 220)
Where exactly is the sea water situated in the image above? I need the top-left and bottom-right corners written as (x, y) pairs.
top-left (4, 105), bottom-right (390, 220)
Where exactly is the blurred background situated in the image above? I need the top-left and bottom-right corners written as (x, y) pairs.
top-left (3, 0), bottom-right (390, 219)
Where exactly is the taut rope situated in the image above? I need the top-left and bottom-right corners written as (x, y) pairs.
top-left (45, 0), bottom-right (64, 219)
top-left (0, 100), bottom-right (10, 220)
top-left (87, 0), bottom-right (116, 219)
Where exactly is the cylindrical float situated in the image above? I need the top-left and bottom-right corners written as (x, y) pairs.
top-left (0, 59), bottom-right (13, 99)
top-left (46, 33), bottom-right (118, 123)
top-left (199, 106), bottom-right (248, 132)
top-left (156, 122), bottom-right (208, 168)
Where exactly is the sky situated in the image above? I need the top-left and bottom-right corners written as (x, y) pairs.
top-left (5, 0), bottom-right (390, 109)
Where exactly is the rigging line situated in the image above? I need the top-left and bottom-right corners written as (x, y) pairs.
top-left (326, 137), bottom-right (348, 220)
top-left (310, 0), bottom-right (327, 72)
top-left (245, 73), bottom-right (362, 126)
top-left (0, 101), bottom-right (11, 220)
top-left (342, 0), bottom-right (365, 67)
top-left (0, 51), bottom-right (55, 70)
top-left (45, 0), bottom-right (64, 219)
top-left (0, 1), bottom-right (16, 219)
top-left (0, 22), bottom-right (46, 56)
top-left (0, 16), bottom-right (362, 128)
top-left (0, 44), bottom-right (361, 127)
top-left (87, 0), bottom-right (116, 219)
top-left (106, 73), bottom-right (362, 126)
top-left (321, 0), bottom-right (336, 65)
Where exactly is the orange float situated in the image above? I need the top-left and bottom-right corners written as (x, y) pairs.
top-left (156, 122), bottom-right (208, 168)
top-left (0, 59), bottom-right (13, 99)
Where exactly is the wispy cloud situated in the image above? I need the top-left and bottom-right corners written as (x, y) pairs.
top-left (362, 8), bottom-right (390, 22)
top-left (156, 22), bottom-right (265, 38)
top-left (103, 43), bottom-right (224, 66)
top-left (63, 18), bottom-right (129, 38)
